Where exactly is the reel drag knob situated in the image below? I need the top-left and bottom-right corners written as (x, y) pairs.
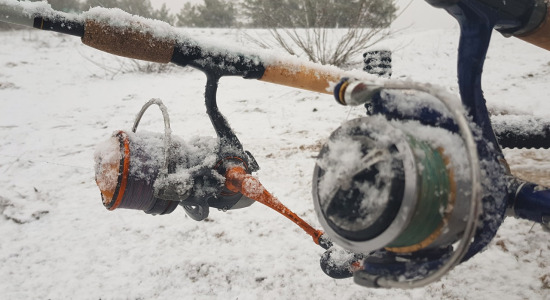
top-left (94, 131), bottom-right (181, 215)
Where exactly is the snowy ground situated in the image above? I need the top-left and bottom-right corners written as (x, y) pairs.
top-left (0, 26), bottom-right (549, 299)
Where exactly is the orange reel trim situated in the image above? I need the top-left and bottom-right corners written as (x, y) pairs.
top-left (225, 166), bottom-right (324, 245)
top-left (109, 131), bottom-right (131, 211)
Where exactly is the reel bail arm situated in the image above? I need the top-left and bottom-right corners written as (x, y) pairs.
top-left (131, 99), bottom-right (185, 202)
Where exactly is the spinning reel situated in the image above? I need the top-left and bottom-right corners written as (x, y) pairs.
top-left (314, 81), bottom-right (486, 286)
top-left (93, 83), bottom-right (330, 249)
top-left (94, 99), bottom-right (257, 220)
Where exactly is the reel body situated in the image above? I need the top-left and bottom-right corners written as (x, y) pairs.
top-left (314, 86), bottom-right (496, 286)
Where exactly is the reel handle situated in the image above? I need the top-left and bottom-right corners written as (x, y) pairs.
top-left (131, 99), bottom-right (189, 202)
top-left (225, 166), bottom-right (328, 247)
top-left (509, 179), bottom-right (550, 226)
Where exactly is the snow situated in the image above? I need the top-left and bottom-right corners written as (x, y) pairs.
top-left (315, 119), bottom-right (394, 246)
top-left (492, 114), bottom-right (548, 137)
top-left (0, 24), bottom-right (550, 300)
top-left (94, 135), bottom-right (120, 203)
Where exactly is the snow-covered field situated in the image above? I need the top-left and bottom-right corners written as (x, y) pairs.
top-left (0, 25), bottom-right (549, 299)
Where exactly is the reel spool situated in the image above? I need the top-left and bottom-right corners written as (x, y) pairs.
top-left (95, 130), bottom-right (181, 215)
top-left (94, 99), bottom-right (255, 219)
top-left (313, 116), bottom-right (471, 254)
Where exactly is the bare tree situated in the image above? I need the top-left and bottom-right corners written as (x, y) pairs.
top-left (242, 0), bottom-right (397, 68)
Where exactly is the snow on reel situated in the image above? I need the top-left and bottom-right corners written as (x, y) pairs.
top-left (313, 116), bottom-right (472, 255)
top-left (313, 80), bottom-right (485, 287)
top-left (94, 99), bottom-right (256, 220)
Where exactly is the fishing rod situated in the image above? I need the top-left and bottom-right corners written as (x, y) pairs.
top-left (1, 0), bottom-right (549, 289)
top-left (0, 0), bottom-right (362, 93)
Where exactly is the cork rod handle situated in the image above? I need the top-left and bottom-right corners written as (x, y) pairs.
top-left (81, 20), bottom-right (176, 64)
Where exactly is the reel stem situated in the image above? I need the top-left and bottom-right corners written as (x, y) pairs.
top-left (225, 166), bottom-right (326, 247)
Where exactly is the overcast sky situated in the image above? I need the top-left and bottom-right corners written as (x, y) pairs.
top-left (149, 0), bottom-right (457, 29)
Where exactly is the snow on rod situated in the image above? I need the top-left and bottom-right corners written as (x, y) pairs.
top-left (0, 0), bottom-right (380, 97)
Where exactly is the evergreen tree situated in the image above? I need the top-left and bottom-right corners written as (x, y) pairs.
top-left (83, 0), bottom-right (119, 9)
top-left (177, 0), bottom-right (236, 28)
top-left (153, 3), bottom-right (175, 25)
top-left (83, 0), bottom-right (174, 24)
top-left (241, 0), bottom-right (301, 28)
top-left (119, 0), bottom-right (154, 18)
top-left (46, 0), bottom-right (83, 12)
